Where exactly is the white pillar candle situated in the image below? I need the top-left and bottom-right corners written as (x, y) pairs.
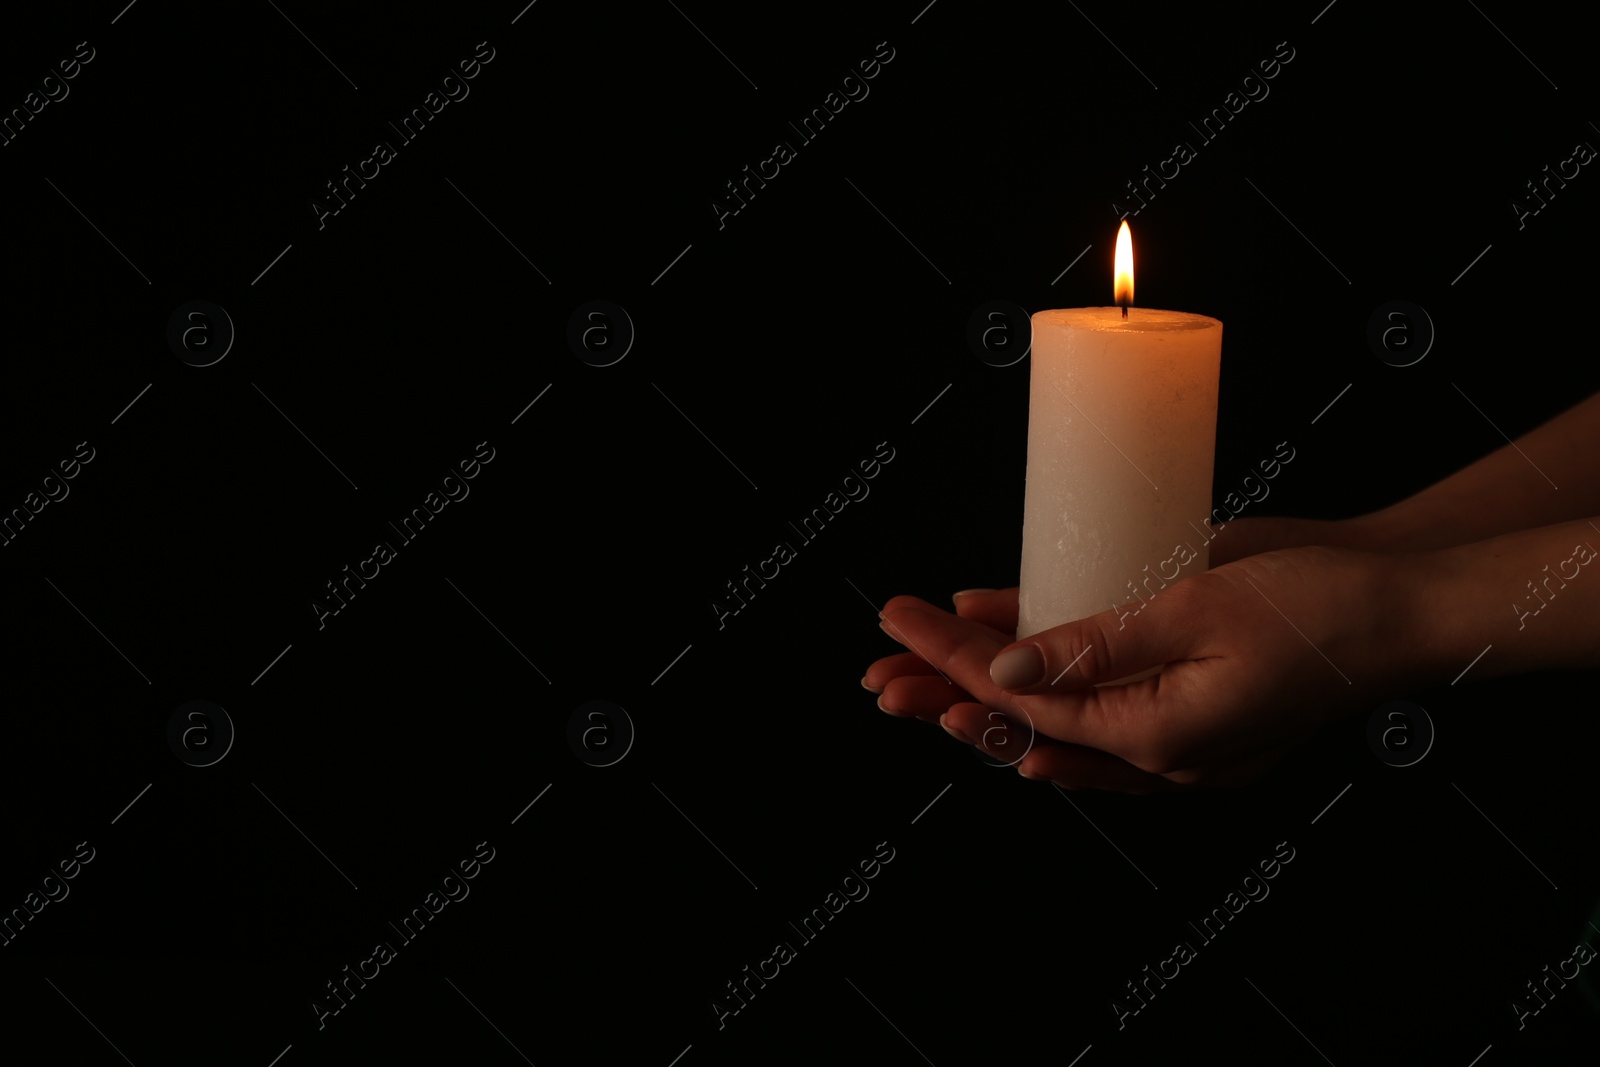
top-left (1016, 226), bottom-right (1222, 654)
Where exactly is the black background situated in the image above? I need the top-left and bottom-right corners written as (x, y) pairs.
top-left (3, 1), bottom-right (1598, 1063)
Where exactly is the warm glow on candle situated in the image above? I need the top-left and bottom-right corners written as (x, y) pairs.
top-left (1020, 224), bottom-right (1222, 651)
top-left (1113, 221), bottom-right (1134, 308)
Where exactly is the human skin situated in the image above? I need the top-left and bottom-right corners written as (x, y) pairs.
top-left (863, 392), bottom-right (1600, 791)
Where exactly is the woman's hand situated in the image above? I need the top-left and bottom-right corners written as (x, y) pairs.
top-left (1203, 514), bottom-right (1376, 566)
top-left (865, 545), bottom-right (1429, 792)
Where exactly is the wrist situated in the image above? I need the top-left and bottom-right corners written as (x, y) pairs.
top-left (1345, 504), bottom-right (1411, 552)
top-left (1413, 520), bottom-right (1600, 683)
top-left (1403, 543), bottom-right (1479, 684)
top-left (1363, 545), bottom-right (1451, 690)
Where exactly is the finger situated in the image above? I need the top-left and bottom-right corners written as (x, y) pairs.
top-left (878, 603), bottom-right (1168, 761)
top-left (953, 587), bottom-right (1018, 635)
top-left (1024, 745), bottom-right (1178, 795)
top-left (878, 674), bottom-right (971, 722)
top-left (862, 651), bottom-right (941, 693)
top-left (940, 702), bottom-right (1035, 763)
top-left (986, 583), bottom-right (1202, 696)
top-left (878, 604), bottom-right (1021, 715)
top-left (879, 594), bottom-right (947, 619)
top-left (940, 703), bottom-right (1174, 794)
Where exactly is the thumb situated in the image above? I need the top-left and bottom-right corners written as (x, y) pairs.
top-left (987, 594), bottom-right (1193, 694)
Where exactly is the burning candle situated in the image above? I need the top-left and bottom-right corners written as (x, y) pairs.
top-left (1016, 222), bottom-right (1223, 656)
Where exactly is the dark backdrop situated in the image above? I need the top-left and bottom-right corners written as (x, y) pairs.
top-left (3, 1), bottom-right (1597, 1063)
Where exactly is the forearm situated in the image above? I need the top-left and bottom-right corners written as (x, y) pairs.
top-left (1407, 516), bottom-right (1600, 683)
top-left (1359, 392), bottom-right (1600, 552)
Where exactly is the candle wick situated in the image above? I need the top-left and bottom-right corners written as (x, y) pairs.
top-left (1121, 303), bottom-right (1128, 320)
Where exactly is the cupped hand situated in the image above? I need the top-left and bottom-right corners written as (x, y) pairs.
top-left (864, 545), bottom-right (1425, 791)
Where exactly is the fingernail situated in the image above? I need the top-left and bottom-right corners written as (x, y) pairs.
top-left (939, 712), bottom-right (972, 744)
top-left (876, 694), bottom-right (895, 715)
top-left (990, 644), bottom-right (1045, 689)
top-left (879, 607), bottom-right (917, 635)
top-left (952, 588), bottom-right (996, 601)
top-left (861, 677), bottom-right (883, 694)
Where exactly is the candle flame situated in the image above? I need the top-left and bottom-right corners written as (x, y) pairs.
top-left (1113, 221), bottom-right (1133, 308)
